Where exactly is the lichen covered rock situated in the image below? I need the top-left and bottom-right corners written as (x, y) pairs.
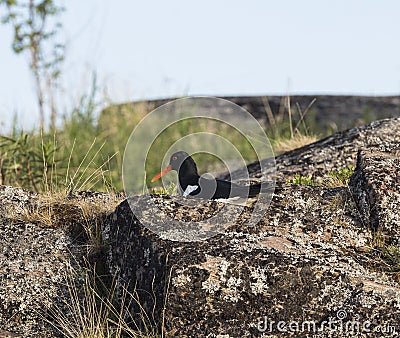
top-left (0, 188), bottom-right (118, 338)
top-left (105, 118), bottom-right (400, 337)
top-left (0, 216), bottom-right (69, 337)
top-left (105, 185), bottom-right (400, 337)
top-left (350, 149), bottom-right (400, 244)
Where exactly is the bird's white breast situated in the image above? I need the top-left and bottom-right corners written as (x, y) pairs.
top-left (183, 184), bottom-right (199, 197)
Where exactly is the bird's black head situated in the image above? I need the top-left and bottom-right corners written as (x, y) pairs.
top-left (169, 151), bottom-right (198, 174)
top-left (151, 150), bottom-right (199, 183)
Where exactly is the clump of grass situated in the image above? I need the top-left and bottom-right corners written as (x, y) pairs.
top-left (286, 173), bottom-right (318, 186)
top-left (273, 133), bottom-right (318, 154)
top-left (5, 190), bottom-right (123, 270)
top-left (263, 96), bottom-right (319, 154)
top-left (286, 165), bottom-right (356, 188)
top-left (47, 266), bottom-right (162, 338)
top-left (0, 131), bottom-right (60, 192)
top-left (0, 75), bottom-right (134, 193)
top-left (324, 165), bottom-right (355, 187)
top-left (151, 183), bottom-right (176, 196)
top-left (0, 78), bottom-right (121, 193)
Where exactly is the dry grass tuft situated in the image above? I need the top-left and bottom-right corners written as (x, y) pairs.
top-left (8, 191), bottom-right (121, 225)
top-left (262, 96), bottom-right (319, 155)
top-left (274, 133), bottom-right (318, 154)
top-left (47, 266), bottom-right (162, 338)
top-left (6, 190), bottom-right (124, 261)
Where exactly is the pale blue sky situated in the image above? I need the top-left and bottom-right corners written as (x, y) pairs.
top-left (1, 0), bottom-right (400, 132)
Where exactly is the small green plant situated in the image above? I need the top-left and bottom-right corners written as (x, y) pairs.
top-left (286, 165), bottom-right (355, 188)
top-left (286, 173), bottom-right (318, 186)
top-left (151, 183), bottom-right (176, 196)
top-left (326, 165), bottom-right (355, 187)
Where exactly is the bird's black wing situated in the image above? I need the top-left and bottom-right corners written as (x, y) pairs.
top-left (194, 177), bottom-right (274, 200)
top-left (215, 180), bottom-right (274, 199)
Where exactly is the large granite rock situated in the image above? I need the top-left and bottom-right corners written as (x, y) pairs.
top-left (0, 187), bottom-right (120, 338)
top-left (105, 118), bottom-right (400, 337)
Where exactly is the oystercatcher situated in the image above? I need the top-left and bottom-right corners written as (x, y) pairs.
top-left (151, 151), bottom-right (270, 202)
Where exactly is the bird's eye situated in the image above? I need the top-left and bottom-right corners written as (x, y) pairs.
top-left (172, 156), bottom-right (177, 160)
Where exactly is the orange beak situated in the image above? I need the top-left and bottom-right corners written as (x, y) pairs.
top-left (151, 165), bottom-right (172, 182)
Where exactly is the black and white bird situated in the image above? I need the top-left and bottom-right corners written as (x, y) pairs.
top-left (151, 151), bottom-right (271, 203)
